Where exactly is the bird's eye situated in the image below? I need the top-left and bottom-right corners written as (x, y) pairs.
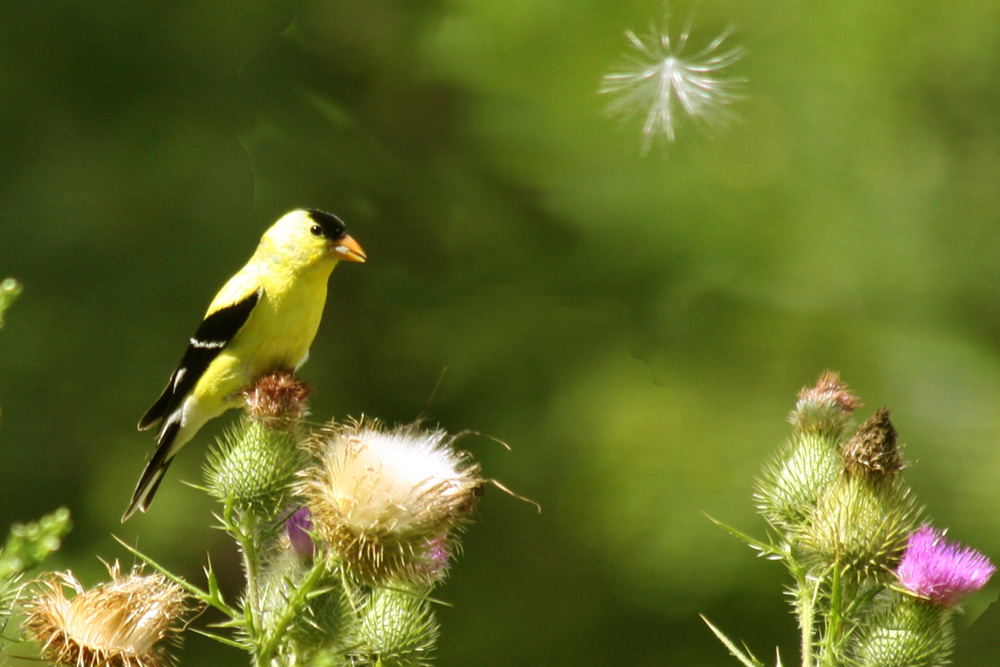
top-left (309, 224), bottom-right (323, 237)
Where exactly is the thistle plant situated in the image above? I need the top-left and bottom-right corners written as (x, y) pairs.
top-left (705, 372), bottom-right (995, 667)
top-left (100, 371), bottom-right (485, 667)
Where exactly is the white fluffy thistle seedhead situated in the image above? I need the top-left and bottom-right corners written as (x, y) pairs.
top-left (299, 419), bottom-right (483, 585)
top-left (22, 562), bottom-right (190, 667)
top-left (600, 12), bottom-right (746, 153)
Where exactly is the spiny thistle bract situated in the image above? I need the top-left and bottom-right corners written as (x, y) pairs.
top-left (256, 549), bottom-right (351, 657)
top-left (299, 420), bottom-right (483, 585)
top-left (22, 562), bottom-right (189, 667)
top-left (755, 430), bottom-right (842, 530)
top-left (798, 410), bottom-right (921, 579)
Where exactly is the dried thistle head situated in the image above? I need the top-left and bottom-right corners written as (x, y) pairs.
top-left (242, 370), bottom-right (312, 430)
top-left (299, 419), bottom-right (483, 584)
top-left (22, 562), bottom-right (190, 667)
top-left (843, 408), bottom-right (903, 481)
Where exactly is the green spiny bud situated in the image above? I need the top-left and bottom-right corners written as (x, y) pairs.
top-left (799, 472), bottom-right (921, 579)
top-left (204, 419), bottom-right (306, 518)
top-left (850, 593), bottom-right (954, 667)
top-left (756, 431), bottom-right (842, 530)
top-left (348, 587), bottom-right (440, 667)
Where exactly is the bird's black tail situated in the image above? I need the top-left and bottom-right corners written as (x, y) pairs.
top-left (122, 420), bottom-right (180, 522)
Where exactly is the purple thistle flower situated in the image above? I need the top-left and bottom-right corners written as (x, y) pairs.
top-left (284, 506), bottom-right (316, 557)
top-left (419, 535), bottom-right (453, 583)
top-left (897, 524), bottom-right (995, 606)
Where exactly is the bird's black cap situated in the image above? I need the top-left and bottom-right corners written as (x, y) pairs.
top-left (305, 209), bottom-right (348, 240)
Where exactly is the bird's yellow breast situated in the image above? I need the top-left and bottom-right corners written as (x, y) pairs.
top-left (192, 257), bottom-right (336, 407)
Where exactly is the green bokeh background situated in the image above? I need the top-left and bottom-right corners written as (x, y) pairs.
top-left (2, 0), bottom-right (1000, 664)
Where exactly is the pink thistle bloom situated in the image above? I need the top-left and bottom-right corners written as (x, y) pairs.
top-left (897, 525), bottom-right (995, 606)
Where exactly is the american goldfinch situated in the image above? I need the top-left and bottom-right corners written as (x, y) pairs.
top-left (123, 209), bottom-right (366, 521)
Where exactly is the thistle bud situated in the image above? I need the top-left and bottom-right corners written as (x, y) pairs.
top-left (204, 419), bottom-right (305, 518)
top-left (789, 371), bottom-right (861, 437)
top-left (204, 372), bottom-right (311, 517)
top-left (850, 593), bottom-right (953, 667)
top-left (283, 506), bottom-right (317, 558)
top-left (799, 472), bottom-right (920, 579)
top-left (349, 587), bottom-right (440, 667)
top-left (756, 431), bottom-right (842, 529)
top-left (756, 373), bottom-right (862, 529)
top-left (257, 550), bottom-right (348, 653)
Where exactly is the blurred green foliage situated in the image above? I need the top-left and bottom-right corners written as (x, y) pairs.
top-left (0, 508), bottom-right (71, 581)
top-left (1, 0), bottom-right (999, 665)
top-left (0, 279), bottom-right (21, 330)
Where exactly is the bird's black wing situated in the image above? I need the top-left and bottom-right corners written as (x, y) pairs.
top-left (138, 288), bottom-right (261, 430)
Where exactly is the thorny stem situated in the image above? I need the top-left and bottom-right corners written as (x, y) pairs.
top-left (821, 565), bottom-right (842, 667)
top-left (794, 566), bottom-right (815, 667)
top-left (257, 557), bottom-right (328, 665)
top-left (226, 498), bottom-right (262, 641)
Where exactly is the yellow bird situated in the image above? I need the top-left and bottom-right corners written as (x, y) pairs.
top-left (123, 209), bottom-right (365, 521)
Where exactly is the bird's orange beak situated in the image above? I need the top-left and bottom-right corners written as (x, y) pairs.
top-left (332, 234), bottom-right (366, 263)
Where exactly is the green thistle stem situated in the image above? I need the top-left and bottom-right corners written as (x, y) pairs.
top-left (794, 565), bottom-right (815, 667)
top-left (224, 498), bottom-right (263, 641)
top-left (822, 565), bottom-right (843, 667)
top-left (241, 516), bottom-right (262, 636)
top-left (256, 557), bottom-right (328, 665)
